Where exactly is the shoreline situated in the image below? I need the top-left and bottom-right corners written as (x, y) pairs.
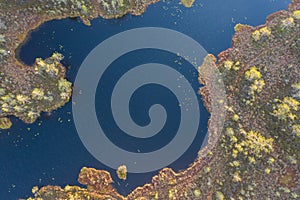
top-left (0, 0), bottom-right (298, 199)
top-left (0, 0), bottom-right (159, 128)
top-left (28, 0), bottom-right (300, 199)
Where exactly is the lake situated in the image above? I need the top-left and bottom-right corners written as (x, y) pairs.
top-left (0, 0), bottom-right (290, 199)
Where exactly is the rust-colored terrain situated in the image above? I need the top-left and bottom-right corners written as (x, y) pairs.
top-left (26, 1), bottom-right (300, 200)
top-left (0, 0), bottom-right (299, 199)
top-left (0, 0), bottom-right (158, 129)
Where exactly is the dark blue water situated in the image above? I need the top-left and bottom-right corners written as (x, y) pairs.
top-left (0, 0), bottom-right (290, 199)
top-left (95, 49), bottom-right (186, 153)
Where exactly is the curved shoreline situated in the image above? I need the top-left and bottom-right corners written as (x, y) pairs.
top-left (27, 0), bottom-right (300, 199)
top-left (0, 0), bottom-right (159, 128)
top-left (0, 0), bottom-right (299, 199)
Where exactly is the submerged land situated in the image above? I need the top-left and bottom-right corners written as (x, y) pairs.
top-left (0, 0), bottom-right (299, 199)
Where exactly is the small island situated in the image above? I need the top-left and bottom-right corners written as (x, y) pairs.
top-left (117, 165), bottom-right (128, 180)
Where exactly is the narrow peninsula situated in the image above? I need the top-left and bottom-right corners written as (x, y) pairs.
top-left (0, 0), bottom-right (159, 129)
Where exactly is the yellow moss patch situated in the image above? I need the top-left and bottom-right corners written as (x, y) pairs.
top-left (204, 166), bottom-right (211, 173)
top-left (16, 94), bottom-right (29, 104)
top-left (283, 97), bottom-right (299, 111)
top-left (168, 188), bottom-right (177, 199)
top-left (235, 143), bottom-right (244, 152)
top-left (292, 124), bottom-right (300, 137)
top-left (252, 30), bottom-right (261, 41)
top-left (215, 191), bottom-right (225, 200)
top-left (268, 157), bottom-right (275, 164)
top-left (252, 27), bottom-right (271, 41)
top-left (273, 103), bottom-right (291, 120)
top-left (248, 156), bottom-right (256, 164)
top-left (13, 105), bottom-right (22, 112)
top-left (58, 78), bottom-right (72, 92)
top-left (232, 149), bottom-right (238, 158)
top-left (0, 117), bottom-right (12, 129)
top-left (232, 114), bottom-right (239, 122)
top-left (226, 127), bottom-right (234, 136)
top-left (31, 186), bottom-right (39, 194)
top-left (233, 61), bottom-right (240, 71)
top-left (193, 189), bottom-right (201, 197)
top-left (292, 82), bottom-right (300, 90)
top-left (293, 10), bottom-right (300, 19)
top-left (259, 27), bottom-right (271, 37)
top-left (1, 103), bottom-right (10, 113)
top-left (234, 23), bottom-right (246, 32)
top-left (245, 66), bottom-right (262, 81)
top-left (249, 79), bottom-right (265, 96)
top-left (81, 5), bottom-right (88, 13)
top-left (272, 97), bottom-right (299, 120)
top-left (233, 171), bottom-right (242, 182)
top-left (223, 60), bottom-right (233, 70)
top-left (265, 168), bottom-right (271, 174)
top-left (231, 160), bottom-right (240, 167)
top-left (242, 130), bottom-right (274, 155)
top-left (282, 17), bottom-right (294, 28)
top-left (231, 130), bottom-right (273, 161)
top-left (32, 88), bottom-right (45, 100)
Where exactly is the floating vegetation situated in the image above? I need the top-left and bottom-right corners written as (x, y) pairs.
top-left (180, 0), bottom-right (195, 8)
top-left (0, 117), bottom-right (12, 129)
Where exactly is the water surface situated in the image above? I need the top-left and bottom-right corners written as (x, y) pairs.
top-left (0, 0), bottom-right (290, 199)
